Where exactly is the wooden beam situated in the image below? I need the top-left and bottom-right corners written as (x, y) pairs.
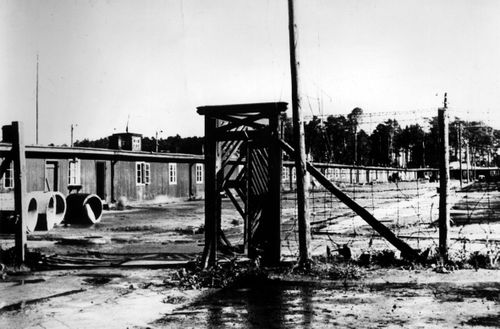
top-left (279, 139), bottom-right (420, 260)
top-left (197, 102), bottom-right (287, 116)
top-left (12, 122), bottom-right (28, 264)
top-left (201, 116), bottom-right (219, 268)
top-left (224, 187), bottom-right (246, 219)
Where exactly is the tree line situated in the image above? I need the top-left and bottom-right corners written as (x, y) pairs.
top-left (74, 108), bottom-right (500, 169)
top-left (282, 108), bottom-right (500, 168)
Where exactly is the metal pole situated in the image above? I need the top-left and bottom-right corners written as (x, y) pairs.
top-left (35, 54), bottom-right (39, 145)
top-left (438, 94), bottom-right (450, 262)
top-left (288, 0), bottom-right (311, 265)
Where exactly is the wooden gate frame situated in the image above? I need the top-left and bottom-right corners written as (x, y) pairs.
top-left (197, 102), bottom-right (286, 268)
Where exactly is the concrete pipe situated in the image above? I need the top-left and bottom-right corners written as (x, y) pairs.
top-left (64, 193), bottom-right (103, 226)
top-left (0, 196), bottom-right (38, 234)
top-left (29, 191), bottom-right (67, 231)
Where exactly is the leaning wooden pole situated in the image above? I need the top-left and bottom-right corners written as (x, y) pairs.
top-left (12, 121), bottom-right (28, 264)
top-left (438, 94), bottom-right (450, 262)
top-left (287, 0), bottom-right (311, 265)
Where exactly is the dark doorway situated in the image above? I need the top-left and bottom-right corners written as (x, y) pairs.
top-left (45, 161), bottom-right (58, 192)
top-left (96, 162), bottom-right (106, 200)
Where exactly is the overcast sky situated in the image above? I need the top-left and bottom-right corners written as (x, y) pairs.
top-left (1, 0), bottom-right (499, 145)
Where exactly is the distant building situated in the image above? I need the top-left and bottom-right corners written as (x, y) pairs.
top-left (109, 132), bottom-right (142, 151)
top-left (0, 143), bottom-right (205, 205)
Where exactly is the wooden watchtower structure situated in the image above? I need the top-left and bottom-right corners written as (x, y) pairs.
top-left (197, 102), bottom-right (287, 267)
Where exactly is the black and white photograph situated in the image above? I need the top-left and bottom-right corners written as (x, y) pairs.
top-left (0, 0), bottom-right (499, 328)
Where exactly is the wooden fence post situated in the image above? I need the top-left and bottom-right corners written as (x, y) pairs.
top-left (12, 121), bottom-right (28, 264)
top-left (438, 104), bottom-right (450, 262)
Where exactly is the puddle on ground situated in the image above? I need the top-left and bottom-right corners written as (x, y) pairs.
top-left (82, 276), bottom-right (113, 285)
top-left (154, 280), bottom-right (500, 329)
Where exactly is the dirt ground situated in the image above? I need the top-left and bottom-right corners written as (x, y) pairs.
top-left (1, 180), bottom-right (499, 328)
top-left (0, 267), bottom-right (499, 328)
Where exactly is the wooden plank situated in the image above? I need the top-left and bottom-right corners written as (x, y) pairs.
top-left (196, 102), bottom-right (287, 116)
top-left (221, 140), bottom-right (242, 168)
top-left (249, 156), bottom-right (267, 196)
top-left (222, 154), bottom-right (245, 187)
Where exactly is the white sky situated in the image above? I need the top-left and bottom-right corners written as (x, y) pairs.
top-left (1, 0), bottom-right (499, 145)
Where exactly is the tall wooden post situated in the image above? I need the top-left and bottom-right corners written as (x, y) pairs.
top-left (288, 0), bottom-right (311, 265)
top-left (12, 122), bottom-right (28, 264)
top-left (438, 94), bottom-right (450, 262)
top-left (202, 116), bottom-right (218, 268)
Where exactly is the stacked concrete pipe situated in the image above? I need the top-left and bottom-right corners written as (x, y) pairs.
top-left (0, 196), bottom-right (38, 234)
top-left (64, 193), bottom-right (103, 225)
top-left (29, 191), bottom-right (67, 231)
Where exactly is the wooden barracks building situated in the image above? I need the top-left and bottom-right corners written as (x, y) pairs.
top-left (0, 130), bottom-right (205, 205)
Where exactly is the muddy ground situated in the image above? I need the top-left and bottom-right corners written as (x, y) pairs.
top-left (0, 180), bottom-right (499, 328)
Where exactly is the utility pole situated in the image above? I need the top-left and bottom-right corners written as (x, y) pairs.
top-left (458, 121), bottom-right (463, 189)
top-left (438, 93), bottom-right (450, 262)
top-left (288, 0), bottom-right (311, 266)
top-left (35, 54), bottom-right (39, 145)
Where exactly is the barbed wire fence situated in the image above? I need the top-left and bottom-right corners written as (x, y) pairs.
top-left (279, 108), bottom-right (500, 264)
